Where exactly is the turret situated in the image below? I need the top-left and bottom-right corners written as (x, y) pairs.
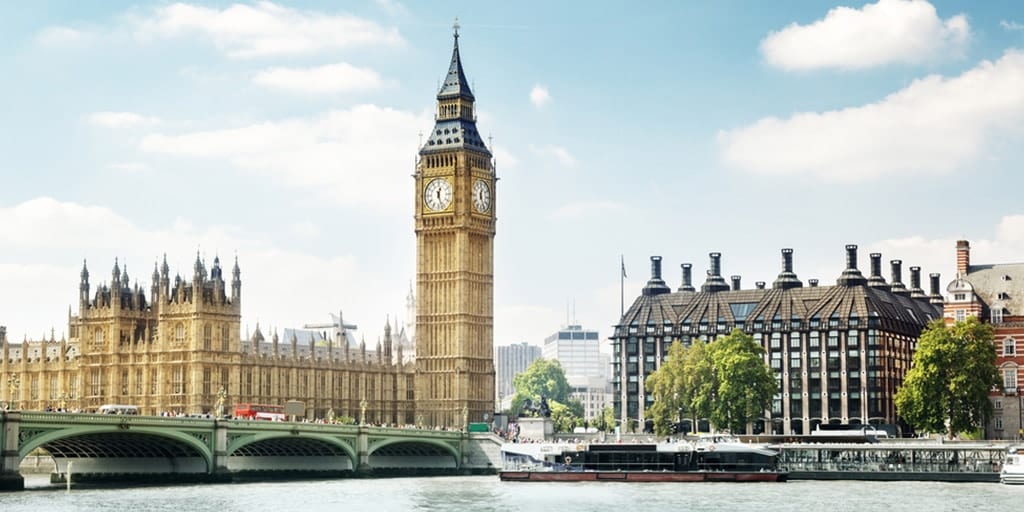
top-left (160, 253), bottom-right (170, 298)
top-left (231, 256), bottom-right (241, 305)
top-left (80, 259), bottom-right (90, 309)
top-left (383, 318), bottom-right (393, 363)
top-left (151, 262), bottom-right (160, 303)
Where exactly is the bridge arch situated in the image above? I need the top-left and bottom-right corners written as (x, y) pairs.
top-left (227, 432), bottom-right (358, 472)
top-left (367, 437), bottom-right (460, 469)
top-left (19, 426), bottom-right (214, 474)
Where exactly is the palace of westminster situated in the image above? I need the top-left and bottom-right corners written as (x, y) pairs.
top-left (0, 26), bottom-right (497, 428)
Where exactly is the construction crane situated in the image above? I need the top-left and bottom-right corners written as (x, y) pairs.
top-left (302, 310), bottom-right (358, 348)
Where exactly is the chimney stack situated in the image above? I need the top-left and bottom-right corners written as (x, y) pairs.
top-left (890, 260), bottom-right (909, 296)
top-left (756, 281), bottom-right (766, 290)
top-left (909, 266), bottom-right (926, 298)
top-left (837, 244), bottom-right (867, 286)
top-left (929, 273), bottom-right (944, 306)
top-left (678, 263), bottom-right (695, 292)
top-left (731, 275), bottom-right (741, 291)
top-left (701, 252), bottom-right (731, 293)
top-left (642, 256), bottom-right (671, 296)
top-left (956, 240), bottom-right (970, 277)
top-left (772, 248), bottom-right (803, 290)
top-left (809, 279), bottom-right (819, 287)
top-left (867, 253), bottom-right (889, 289)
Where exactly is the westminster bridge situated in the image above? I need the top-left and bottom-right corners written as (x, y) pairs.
top-left (0, 411), bottom-right (502, 491)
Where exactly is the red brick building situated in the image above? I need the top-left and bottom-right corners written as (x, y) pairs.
top-left (944, 240), bottom-right (1024, 440)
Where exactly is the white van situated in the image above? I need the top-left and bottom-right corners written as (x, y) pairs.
top-left (97, 404), bottom-right (140, 415)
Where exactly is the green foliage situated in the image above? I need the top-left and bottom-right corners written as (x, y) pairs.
top-left (895, 318), bottom-right (1000, 439)
top-left (510, 358), bottom-right (583, 432)
top-left (595, 405), bottom-right (616, 432)
top-left (645, 330), bottom-right (776, 436)
top-left (709, 330), bottom-right (777, 434)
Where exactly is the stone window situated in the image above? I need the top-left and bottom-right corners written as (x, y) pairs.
top-left (175, 323), bottom-right (186, 345)
top-left (1003, 367), bottom-right (1018, 392)
top-left (222, 326), bottom-right (230, 351)
top-left (203, 324), bottom-right (212, 350)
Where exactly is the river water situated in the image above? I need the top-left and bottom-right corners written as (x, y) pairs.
top-left (1, 475), bottom-right (1022, 511)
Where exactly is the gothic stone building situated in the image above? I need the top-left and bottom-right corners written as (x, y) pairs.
top-left (612, 245), bottom-right (943, 435)
top-left (413, 24), bottom-right (496, 427)
top-left (0, 256), bottom-right (414, 423)
top-left (1, 27), bottom-right (493, 429)
top-left (945, 240), bottom-right (1024, 440)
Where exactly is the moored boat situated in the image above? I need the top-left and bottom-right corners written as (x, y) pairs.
top-left (499, 436), bottom-right (787, 482)
top-left (1000, 446), bottom-right (1024, 485)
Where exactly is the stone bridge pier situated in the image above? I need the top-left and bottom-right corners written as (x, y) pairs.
top-left (1, 411), bottom-right (25, 491)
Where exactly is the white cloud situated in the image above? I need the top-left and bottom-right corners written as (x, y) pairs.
top-left (718, 50), bottom-right (1024, 182)
top-left (290, 221), bottom-right (321, 239)
top-left (132, 1), bottom-right (403, 58)
top-left (551, 201), bottom-right (626, 220)
top-left (253, 63), bottom-right (391, 94)
top-left (87, 112), bottom-right (161, 128)
top-left (0, 197), bottom-right (405, 344)
top-left (761, 0), bottom-right (969, 71)
top-left (374, 0), bottom-right (410, 17)
top-left (1002, 20), bottom-right (1024, 32)
top-left (529, 85), bottom-right (552, 108)
top-left (107, 162), bottom-right (152, 173)
top-left (36, 26), bottom-right (94, 48)
top-left (529, 144), bottom-right (577, 168)
top-left (139, 105), bottom-right (431, 212)
top-left (867, 215), bottom-right (1024, 292)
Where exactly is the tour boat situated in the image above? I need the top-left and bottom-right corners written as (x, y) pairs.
top-left (499, 436), bottom-right (787, 482)
top-left (1001, 446), bottom-right (1024, 485)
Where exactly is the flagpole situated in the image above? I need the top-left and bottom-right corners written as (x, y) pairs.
top-left (620, 255), bottom-right (625, 319)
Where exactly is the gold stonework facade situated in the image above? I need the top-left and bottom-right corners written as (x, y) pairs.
top-left (1, 256), bottom-right (415, 423)
top-left (0, 29), bottom-right (489, 429)
top-left (414, 26), bottom-right (496, 427)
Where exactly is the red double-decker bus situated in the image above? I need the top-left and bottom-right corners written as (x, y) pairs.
top-left (233, 403), bottom-right (285, 421)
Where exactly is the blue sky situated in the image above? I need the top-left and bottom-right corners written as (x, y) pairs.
top-left (2, 0), bottom-right (1024, 349)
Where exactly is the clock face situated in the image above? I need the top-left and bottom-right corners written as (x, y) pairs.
top-left (472, 179), bottom-right (491, 213)
top-left (424, 178), bottom-right (453, 211)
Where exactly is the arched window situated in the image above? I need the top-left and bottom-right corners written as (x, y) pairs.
top-left (175, 323), bottom-right (186, 344)
top-left (93, 327), bottom-right (104, 346)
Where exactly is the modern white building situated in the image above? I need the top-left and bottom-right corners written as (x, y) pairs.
top-left (543, 325), bottom-right (612, 421)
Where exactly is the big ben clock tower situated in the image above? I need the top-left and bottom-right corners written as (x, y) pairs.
top-left (414, 21), bottom-right (496, 427)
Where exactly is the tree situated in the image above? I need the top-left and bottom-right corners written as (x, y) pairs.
top-left (645, 340), bottom-right (687, 436)
top-left (645, 330), bottom-right (775, 436)
top-left (895, 318), bottom-right (1000, 439)
top-left (708, 330), bottom-right (776, 434)
top-left (510, 359), bottom-right (583, 431)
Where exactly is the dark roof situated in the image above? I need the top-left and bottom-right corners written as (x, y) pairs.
top-left (617, 282), bottom-right (940, 338)
top-left (438, 34), bottom-right (474, 101)
top-left (421, 118), bottom-right (490, 154)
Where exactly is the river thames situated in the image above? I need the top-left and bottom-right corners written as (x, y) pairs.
top-left (1, 475), bottom-right (1022, 511)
